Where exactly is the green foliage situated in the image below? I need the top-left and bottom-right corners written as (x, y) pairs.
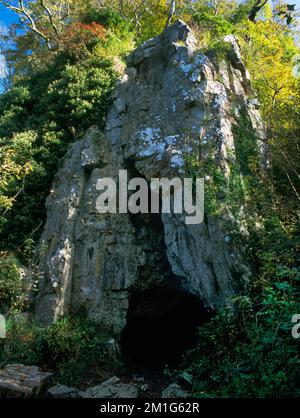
top-left (83, 8), bottom-right (132, 37)
top-left (191, 10), bottom-right (235, 37)
top-left (236, 18), bottom-right (300, 202)
top-left (182, 41), bottom-right (300, 396)
top-left (0, 50), bottom-right (117, 251)
top-left (0, 255), bottom-right (25, 314)
top-left (179, 232), bottom-right (300, 397)
top-left (0, 316), bottom-right (122, 386)
top-left (233, 112), bottom-right (260, 177)
top-left (0, 3), bottom-right (138, 253)
top-left (174, 193), bottom-right (300, 397)
top-left (45, 62), bottom-right (115, 131)
top-left (0, 0), bottom-right (153, 253)
top-left (185, 152), bottom-right (250, 220)
top-left (99, 0), bottom-right (169, 43)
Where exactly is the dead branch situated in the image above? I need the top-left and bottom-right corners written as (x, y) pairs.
top-left (165, 0), bottom-right (176, 30)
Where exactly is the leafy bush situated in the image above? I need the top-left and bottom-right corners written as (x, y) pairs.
top-left (0, 255), bottom-right (26, 314)
top-left (176, 211), bottom-right (300, 398)
top-left (0, 316), bottom-right (122, 386)
top-left (184, 286), bottom-right (300, 397)
top-left (0, 54), bottom-right (116, 252)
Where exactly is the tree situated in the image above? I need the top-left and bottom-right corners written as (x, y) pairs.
top-left (274, 1), bottom-right (298, 26)
top-left (0, 0), bottom-right (91, 49)
top-left (238, 16), bottom-right (300, 200)
top-left (248, 0), bottom-right (268, 21)
top-left (98, 0), bottom-right (169, 40)
top-left (0, 25), bottom-right (14, 91)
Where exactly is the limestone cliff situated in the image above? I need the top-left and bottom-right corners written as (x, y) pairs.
top-left (35, 21), bottom-right (266, 333)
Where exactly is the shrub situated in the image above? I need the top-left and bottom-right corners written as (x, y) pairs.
top-left (0, 255), bottom-right (26, 314)
top-left (0, 54), bottom-right (116, 251)
top-left (177, 214), bottom-right (300, 398)
top-left (0, 316), bottom-right (122, 386)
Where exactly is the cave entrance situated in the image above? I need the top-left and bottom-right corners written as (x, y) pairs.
top-left (121, 287), bottom-right (212, 369)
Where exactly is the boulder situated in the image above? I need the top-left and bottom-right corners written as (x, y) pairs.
top-left (79, 377), bottom-right (139, 399)
top-left (162, 383), bottom-right (190, 398)
top-left (0, 364), bottom-right (53, 398)
top-left (48, 384), bottom-right (78, 398)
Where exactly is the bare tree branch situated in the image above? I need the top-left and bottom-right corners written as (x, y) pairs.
top-left (273, 136), bottom-right (300, 181)
top-left (40, 0), bottom-right (59, 36)
top-left (248, 0), bottom-right (268, 22)
top-left (0, 0), bottom-right (72, 49)
top-left (0, 0), bottom-right (52, 48)
top-left (165, 0), bottom-right (176, 30)
top-left (59, 0), bottom-right (71, 22)
top-left (286, 173), bottom-right (300, 202)
top-left (0, 25), bottom-right (13, 91)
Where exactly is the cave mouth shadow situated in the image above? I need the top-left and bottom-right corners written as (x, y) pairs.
top-left (120, 286), bottom-right (213, 370)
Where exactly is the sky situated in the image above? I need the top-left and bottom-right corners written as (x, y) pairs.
top-left (0, 4), bottom-right (18, 27)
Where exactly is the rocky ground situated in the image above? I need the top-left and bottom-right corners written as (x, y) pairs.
top-left (0, 364), bottom-right (190, 398)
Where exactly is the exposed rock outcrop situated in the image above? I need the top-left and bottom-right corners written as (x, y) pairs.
top-left (35, 21), bottom-right (266, 334)
top-left (0, 364), bottom-right (53, 398)
top-left (48, 384), bottom-right (78, 398)
top-left (161, 383), bottom-right (190, 398)
top-left (79, 376), bottom-right (139, 399)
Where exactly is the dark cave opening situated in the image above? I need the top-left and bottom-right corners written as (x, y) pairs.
top-left (121, 287), bottom-right (213, 369)
top-left (120, 161), bottom-right (213, 369)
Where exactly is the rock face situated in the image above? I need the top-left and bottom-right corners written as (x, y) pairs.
top-left (161, 383), bottom-right (190, 399)
top-left (79, 377), bottom-right (139, 399)
top-left (35, 21), bottom-right (266, 334)
top-left (0, 364), bottom-right (53, 398)
top-left (48, 384), bottom-right (78, 398)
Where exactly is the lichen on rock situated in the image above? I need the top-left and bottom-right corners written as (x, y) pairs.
top-left (35, 21), bottom-right (267, 336)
